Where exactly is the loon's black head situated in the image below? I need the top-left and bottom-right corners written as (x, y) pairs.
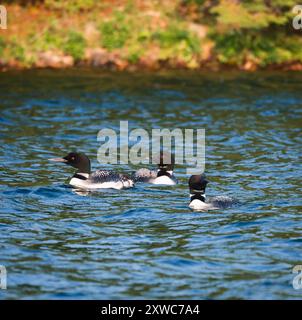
top-left (189, 174), bottom-right (209, 202)
top-left (156, 152), bottom-right (174, 177)
top-left (49, 152), bottom-right (91, 174)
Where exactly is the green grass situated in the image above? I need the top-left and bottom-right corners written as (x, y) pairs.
top-left (30, 28), bottom-right (86, 61)
top-left (44, 0), bottom-right (97, 12)
top-left (63, 31), bottom-right (86, 61)
top-left (153, 24), bottom-right (201, 54)
top-left (0, 37), bottom-right (6, 56)
top-left (0, 37), bottom-right (26, 63)
top-left (9, 42), bottom-right (26, 62)
top-left (99, 12), bottom-right (131, 50)
top-left (40, 28), bottom-right (64, 50)
top-left (211, 30), bottom-right (302, 66)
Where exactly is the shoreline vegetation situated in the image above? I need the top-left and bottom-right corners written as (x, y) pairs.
top-left (1, 0), bottom-right (302, 72)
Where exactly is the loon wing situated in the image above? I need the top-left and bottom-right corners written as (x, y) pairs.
top-left (132, 168), bottom-right (157, 182)
top-left (209, 196), bottom-right (238, 209)
top-left (89, 170), bottom-right (133, 184)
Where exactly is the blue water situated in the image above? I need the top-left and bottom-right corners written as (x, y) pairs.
top-left (0, 69), bottom-right (301, 299)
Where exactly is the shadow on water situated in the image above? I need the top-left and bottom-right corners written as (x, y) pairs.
top-left (0, 69), bottom-right (301, 299)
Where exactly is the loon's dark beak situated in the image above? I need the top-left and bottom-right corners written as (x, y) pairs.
top-left (49, 157), bottom-right (68, 163)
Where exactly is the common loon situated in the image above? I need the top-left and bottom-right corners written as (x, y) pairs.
top-left (189, 174), bottom-right (237, 211)
top-left (133, 152), bottom-right (177, 185)
top-left (49, 152), bottom-right (134, 190)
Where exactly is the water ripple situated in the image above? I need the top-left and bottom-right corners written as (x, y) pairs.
top-left (0, 70), bottom-right (301, 299)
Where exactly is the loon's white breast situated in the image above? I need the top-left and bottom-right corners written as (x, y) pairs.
top-left (133, 169), bottom-right (177, 185)
top-left (189, 196), bottom-right (237, 211)
top-left (152, 174), bottom-right (176, 185)
top-left (69, 171), bottom-right (134, 190)
top-left (189, 199), bottom-right (218, 211)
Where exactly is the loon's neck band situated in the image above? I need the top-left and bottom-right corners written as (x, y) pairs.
top-left (157, 169), bottom-right (173, 178)
top-left (190, 193), bottom-right (206, 202)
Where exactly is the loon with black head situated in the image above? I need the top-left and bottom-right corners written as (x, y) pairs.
top-left (189, 174), bottom-right (237, 211)
top-left (49, 152), bottom-right (134, 190)
top-left (133, 152), bottom-right (177, 185)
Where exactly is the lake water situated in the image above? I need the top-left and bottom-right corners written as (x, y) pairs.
top-left (0, 69), bottom-right (301, 299)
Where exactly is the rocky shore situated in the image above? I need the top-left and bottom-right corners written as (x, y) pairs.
top-left (2, 47), bottom-right (302, 72)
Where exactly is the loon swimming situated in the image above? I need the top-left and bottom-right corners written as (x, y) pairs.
top-left (132, 152), bottom-right (177, 185)
top-left (189, 174), bottom-right (237, 211)
top-left (49, 152), bottom-right (134, 190)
